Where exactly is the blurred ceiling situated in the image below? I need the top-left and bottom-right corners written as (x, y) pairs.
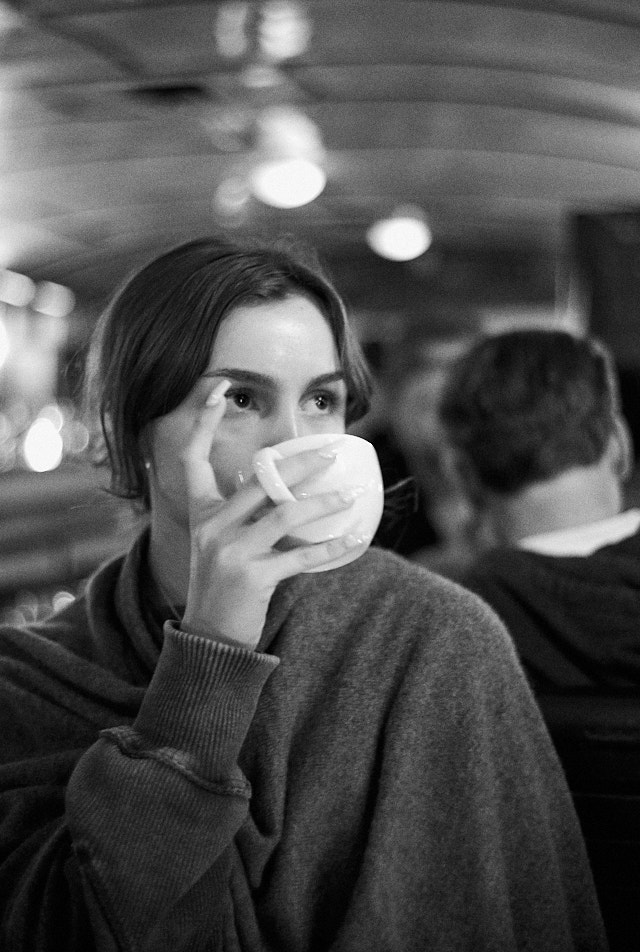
top-left (2, 0), bottom-right (640, 327)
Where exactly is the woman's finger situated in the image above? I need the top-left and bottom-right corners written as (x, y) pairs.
top-left (182, 379), bottom-right (231, 505)
top-left (266, 529), bottom-right (371, 578)
top-left (262, 442), bottom-right (343, 496)
top-left (250, 487), bottom-right (363, 550)
top-left (207, 447), bottom-right (346, 534)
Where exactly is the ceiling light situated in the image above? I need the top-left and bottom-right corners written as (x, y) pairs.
top-left (251, 158), bottom-right (326, 208)
top-left (215, 1), bottom-right (310, 62)
top-left (22, 417), bottom-right (63, 472)
top-left (251, 107), bottom-right (326, 208)
top-left (366, 206), bottom-right (432, 261)
top-left (259, 1), bottom-right (311, 61)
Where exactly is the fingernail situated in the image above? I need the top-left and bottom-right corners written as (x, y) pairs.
top-left (338, 485), bottom-right (366, 503)
top-left (206, 379), bottom-right (231, 406)
top-left (316, 439), bottom-right (344, 460)
top-left (344, 530), bottom-right (372, 548)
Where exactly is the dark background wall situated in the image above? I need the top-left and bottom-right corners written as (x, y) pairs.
top-left (573, 211), bottom-right (640, 460)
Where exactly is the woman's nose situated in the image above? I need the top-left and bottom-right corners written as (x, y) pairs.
top-left (265, 409), bottom-right (310, 446)
top-left (267, 420), bottom-right (301, 446)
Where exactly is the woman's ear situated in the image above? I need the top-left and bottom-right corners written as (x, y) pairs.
top-left (609, 414), bottom-right (634, 483)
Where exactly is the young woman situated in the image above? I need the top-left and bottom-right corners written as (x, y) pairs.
top-left (0, 237), bottom-right (606, 951)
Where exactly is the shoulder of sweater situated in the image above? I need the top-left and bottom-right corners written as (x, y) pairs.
top-left (312, 546), bottom-right (509, 641)
top-left (348, 550), bottom-right (521, 680)
top-left (351, 544), bottom-right (486, 597)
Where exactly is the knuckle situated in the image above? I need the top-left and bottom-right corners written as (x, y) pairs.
top-left (215, 539), bottom-right (252, 577)
top-left (324, 538), bottom-right (346, 558)
top-left (326, 490), bottom-right (348, 510)
top-left (270, 504), bottom-right (292, 532)
top-left (297, 545), bottom-right (320, 567)
top-left (189, 523), bottom-right (210, 550)
top-left (214, 545), bottom-right (235, 571)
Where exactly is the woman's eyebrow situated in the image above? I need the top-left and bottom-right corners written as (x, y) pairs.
top-left (201, 369), bottom-right (273, 387)
top-left (201, 369), bottom-right (346, 388)
top-left (307, 371), bottom-right (346, 388)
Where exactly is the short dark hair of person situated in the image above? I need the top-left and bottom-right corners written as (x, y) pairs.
top-left (84, 235), bottom-right (373, 509)
top-left (438, 329), bottom-right (621, 495)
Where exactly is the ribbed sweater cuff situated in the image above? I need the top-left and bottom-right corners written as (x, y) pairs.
top-left (113, 624), bottom-right (279, 782)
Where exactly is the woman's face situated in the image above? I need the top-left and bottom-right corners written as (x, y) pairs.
top-left (146, 294), bottom-right (348, 528)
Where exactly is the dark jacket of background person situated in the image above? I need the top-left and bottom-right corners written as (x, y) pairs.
top-left (460, 520), bottom-right (640, 690)
top-left (436, 327), bottom-right (640, 951)
top-left (0, 531), bottom-right (607, 952)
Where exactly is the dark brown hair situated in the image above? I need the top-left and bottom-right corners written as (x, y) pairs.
top-left (439, 329), bottom-right (621, 495)
top-left (85, 235), bottom-right (372, 508)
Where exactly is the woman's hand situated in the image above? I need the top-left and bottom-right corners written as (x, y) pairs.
top-left (181, 380), bottom-right (367, 650)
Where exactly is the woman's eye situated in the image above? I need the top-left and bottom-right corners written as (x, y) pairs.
top-left (304, 392), bottom-right (337, 414)
top-left (227, 390), bottom-right (254, 411)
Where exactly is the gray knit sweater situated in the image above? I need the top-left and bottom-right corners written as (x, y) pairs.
top-left (0, 532), bottom-right (606, 951)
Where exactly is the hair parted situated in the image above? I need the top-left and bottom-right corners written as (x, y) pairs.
top-left (438, 328), bottom-right (621, 495)
top-left (84, 234), bottom-right (372, 508)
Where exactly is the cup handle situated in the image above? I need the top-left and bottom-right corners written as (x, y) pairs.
top-left (252, 447), bottom-right (297, 503)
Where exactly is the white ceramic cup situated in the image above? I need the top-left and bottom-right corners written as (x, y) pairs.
top-left (251, 432), bottom-right (384, 570)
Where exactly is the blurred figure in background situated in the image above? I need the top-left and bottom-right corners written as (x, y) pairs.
top-left (437, 327), bottom-right (640, 951)
top-left (391, 358), bottom-right (483, 577)
top-left (352, 342), bottom-right (441, 556)
top-left (354, 337), bottom-right (482, 568)
top-left (438, 328), bottom-right (639, 689)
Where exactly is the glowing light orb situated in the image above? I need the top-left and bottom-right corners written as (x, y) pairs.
top-left (251, 158), bottom-right (326, 208)
top-left (366, 213), bottom-right (432, 261)
top-left (22, 417), bottom-right (63, 472)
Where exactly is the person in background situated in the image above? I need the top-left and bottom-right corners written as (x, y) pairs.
top-left (394, 361), bottom-right (483, 577)
top-left (0, 241), bottom-right (606, 951)
top-left (438, 327), bottom-right (639, 690)
top-left (437, 327), bottom-right (640, 951)
top-left (351, 343), bottom-right (440, 556)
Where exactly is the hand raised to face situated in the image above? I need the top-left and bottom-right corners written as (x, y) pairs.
top-left (181, 379), bottom-right (370, 650)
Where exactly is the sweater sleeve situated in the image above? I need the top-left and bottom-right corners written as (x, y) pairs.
top-left (0, 623), bottom-right (278, 952)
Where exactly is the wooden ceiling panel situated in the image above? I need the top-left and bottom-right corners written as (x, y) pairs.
top-left (0, 16), bottom-right (126, 85)
top-left (0, 0), bottom-right (639, 325)
top-left (315, 101), bottom-right (640, 167)
top-left (1, 115), bottom-right (216, 173)
top-left (57, 6), bottom-right (223, 76)
top-left (306, 2), bottom-right (640, 73)
top-left (298, 63), bottom-right (640, 124)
